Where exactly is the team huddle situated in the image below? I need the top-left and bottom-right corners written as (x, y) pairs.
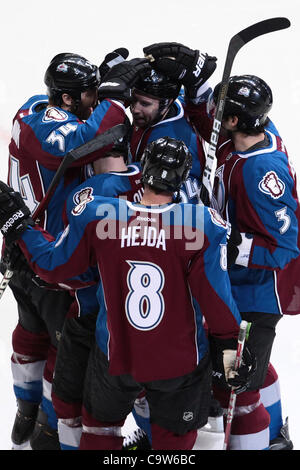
top-left (0, 41), bottom-right (299, 451)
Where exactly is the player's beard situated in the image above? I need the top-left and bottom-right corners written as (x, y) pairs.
top-left (71, 101), bottom-right (93, 121)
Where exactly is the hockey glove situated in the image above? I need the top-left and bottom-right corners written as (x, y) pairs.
top-left (98, 58), bottom-right (151, 102)
top-left (143, 42), bottom-right (217, 89)
top-left (99, 48), bottom-right (129, 80)
top-left (1, 242), bottom-right (61, 289)
top-left (226, 225), bottom-right (242, 268)
top-left (227, 227), bottom-right (254, 268)
top-left (0, 181), bottom-right (34, 245)
top-left (209, 336), bottom-right (256, 395)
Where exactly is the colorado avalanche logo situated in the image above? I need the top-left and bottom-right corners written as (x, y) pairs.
top-left (72, 187), bottom-right (94, 216)
top-left (42, 107), bottom-right (68, 122)
top-left (238, 86), bottom-right (250, 97)
top-left (56, 63), bottom-right (68, 73)
top-left (208, 208), bottom-right (228, 229)
top-left (259, 171), bottom-right (285, 199)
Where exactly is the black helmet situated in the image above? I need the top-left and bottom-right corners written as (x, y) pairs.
top-left (134, 69), bottom-right (181, 100)
top-left (104, 116), bottom-right (132, 163)
top-left (44, 53), bottom-right (100, 105)
top-left (140, 137), bottom-right (192, 196)
top-left (212, 75), bottom-right (273, 132)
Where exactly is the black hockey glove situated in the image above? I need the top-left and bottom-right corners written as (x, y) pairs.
top-left (98, 58), bottom-right (151, 102)
top-left (99, 48), bottom-right (129, 80)
top-left (1, 243), bottom-right (60, 289)
top-left (0, 181), bottom-right (34, 245)
top-left (227, 225), bottom-right (242, 268)
top-left (209, 336), bottom-right (257, 395)
top-left (143, 42), bottom-right (217, 89)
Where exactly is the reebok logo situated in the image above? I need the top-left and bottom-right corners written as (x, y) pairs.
top-left (1, 210), bottom-right (25, 233)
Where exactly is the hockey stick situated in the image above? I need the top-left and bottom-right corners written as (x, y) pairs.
top-left (223, 320), bottom-right (251, 450)
top-left (0, 123), bottom-right (127, 299)
top-left (33, 123), bottom-right (126, 221)
top-left (200, 17), bottom-right (291, 206)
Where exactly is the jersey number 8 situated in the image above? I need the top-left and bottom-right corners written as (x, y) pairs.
top-left (125, 260), bottom-right (165, 331)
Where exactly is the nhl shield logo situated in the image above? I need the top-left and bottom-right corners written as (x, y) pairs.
top-left (72, 187), bottom-right (94, 215)
top-left (183, 411), bottom-right (194, 422)
top-left (259, 171), bottom-right (285, 199)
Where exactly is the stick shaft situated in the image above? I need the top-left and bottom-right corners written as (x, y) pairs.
top-left (223, 320), bottom-right (249, 450)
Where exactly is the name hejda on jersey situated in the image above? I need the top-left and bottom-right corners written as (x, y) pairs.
top-left (94, 201), bottom-right (205, 250)
top-left (121, 225), bottom-right (167, 251)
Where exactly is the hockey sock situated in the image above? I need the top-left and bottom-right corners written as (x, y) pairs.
top-left (260, 363), bottom-right (283, 441)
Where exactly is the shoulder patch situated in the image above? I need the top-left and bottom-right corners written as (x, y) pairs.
top-left (208, 208), bottom-right (228, 229)
top-left (42, 107), bottom-right (68, 123)
top-left (258, 171), bottom-right (285, 199)
top-left (72, 187), bottom-right (94, 216)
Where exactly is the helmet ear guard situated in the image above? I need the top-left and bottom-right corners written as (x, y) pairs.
top-left (141, 137), bottom-right (193, 198)
top-left (213, 75), bottom-right (273, 132)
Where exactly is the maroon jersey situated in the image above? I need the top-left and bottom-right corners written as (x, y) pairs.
top-left (20, 198), bottom-right (241, 382)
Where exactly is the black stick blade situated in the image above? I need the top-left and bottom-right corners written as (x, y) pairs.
top-left (237, 17), bottom-right (290, 45)
top-left (68, 123), bottom-right (127, 163)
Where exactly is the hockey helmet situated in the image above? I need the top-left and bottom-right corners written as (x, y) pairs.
top-left (211, 75), bottom-right (273, 131)
top-left (140, 137), bottom-right (192, 195)
top-left (134, 69), bottom-right (181, 100)
top-left (44, 53), bottom-right (100, 105)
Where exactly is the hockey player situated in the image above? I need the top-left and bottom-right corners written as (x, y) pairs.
top-left (0, 137), bottom-right (256, 450)
top-left (129, 60), bottom-right (216, 204)
top-left (142, 42), bottom-right (299, 449)
top-left (194, 76), bottom-right (298, 450)
top-left (125, 61), bottom-right (219, 443)
top-left (186, 74), bottom-right (298, 450)
top-left (1, 50), bottom-right (150, 450)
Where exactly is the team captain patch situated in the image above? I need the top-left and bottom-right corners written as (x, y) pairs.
top-left (259, 171), bottom-right (285, 199)
top-left (72, 187), bottom-right (94, 215)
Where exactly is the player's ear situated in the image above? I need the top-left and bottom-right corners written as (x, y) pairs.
top-left (61, 93), bottom-right (73, 107)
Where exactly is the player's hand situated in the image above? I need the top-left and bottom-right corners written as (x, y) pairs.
top-left (99, 48), bottom-right (129, 80)
top-left (227, 225), bottom-right (242, 267)
top-left (209, 336), bottom-right (256, 394)
top-left (1, 243), bottom-right (60, 289)
top-left (222, 345), bottom-right (256, 394)
top-left (98, 58), bottom-right (151, 103)
top-left (0, 181), bottom-right (34, 245)
top-left (143, 42), bottom-right (217, 89)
